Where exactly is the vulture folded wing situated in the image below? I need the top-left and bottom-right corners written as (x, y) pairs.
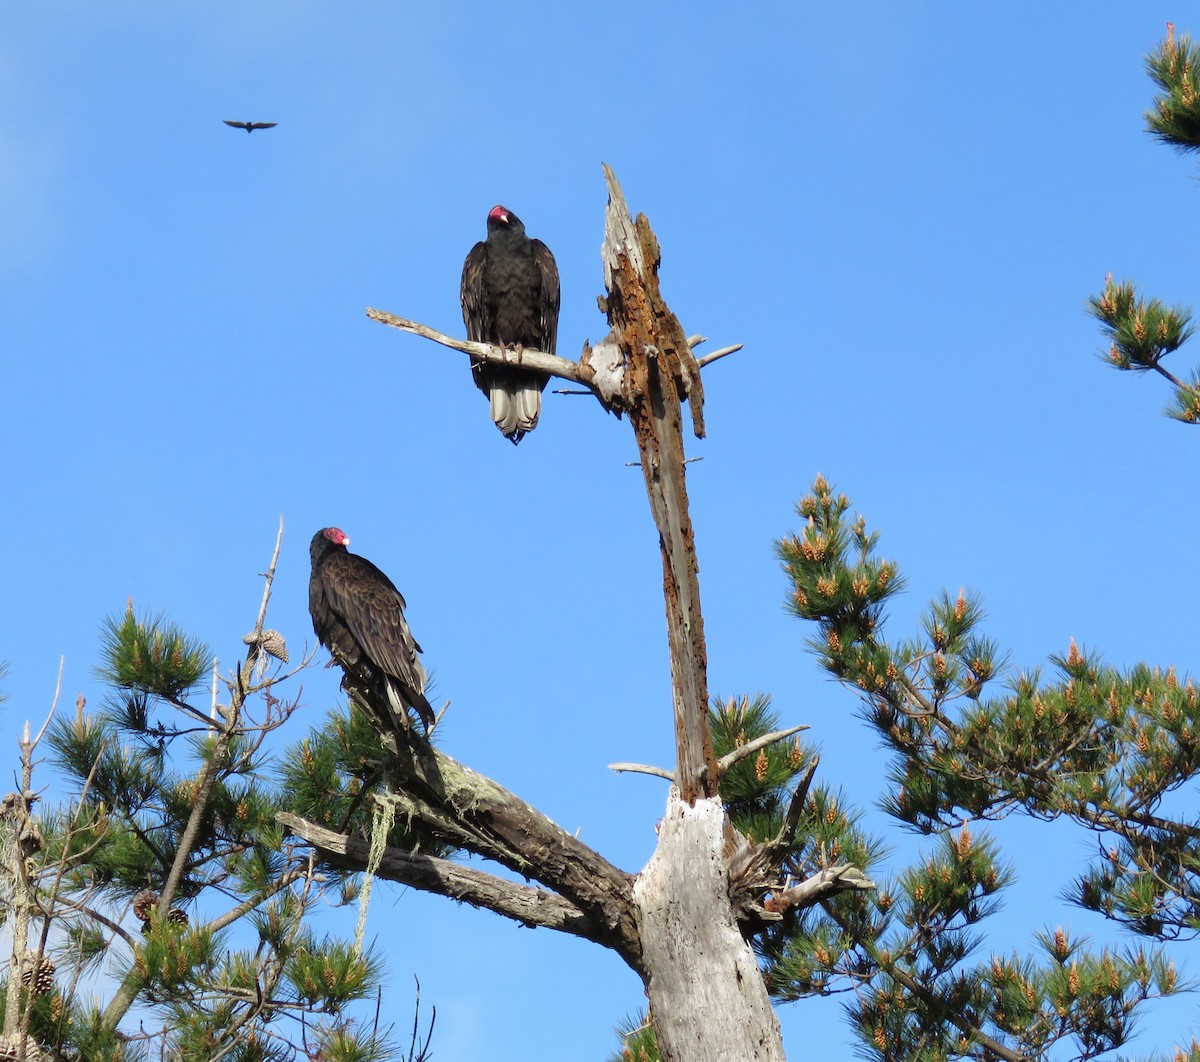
top-left (462, 241), bottom-right (489, 389)
top-left (532, 238), bottom-right (561, 356)
top-left (320, 552), bottom-right (427, 693)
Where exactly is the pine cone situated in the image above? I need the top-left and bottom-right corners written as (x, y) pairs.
top-left (243, 628), bottom-right (289, 663)
top-left (132, 889), bottom-right (159, 922)
top-left (166, 907), bottom-right (188, 928)
top-left (20, 954), bottom-right (55, 995)
top-left (259, 629), bottom-right (289, 663)
top-left (0, 1034), bottom-right (43, 1060)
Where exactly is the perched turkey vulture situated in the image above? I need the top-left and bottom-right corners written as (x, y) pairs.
top-left (309, 527), bottom-right (436, 734)
top-left (223, 120), bottom-right (277, 133)
top-left (460, 205), bottom-right (560, 444)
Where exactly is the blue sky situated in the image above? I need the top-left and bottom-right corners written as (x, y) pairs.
top-left (2, 3), bottom-right (1199, 1058)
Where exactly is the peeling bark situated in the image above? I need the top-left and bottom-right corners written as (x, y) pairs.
top-left (600, 164), bottom-right (717, 805)
top-left (635, 792), bottom-right (786, 1062)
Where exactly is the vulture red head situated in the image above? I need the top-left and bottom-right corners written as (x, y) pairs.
top-left (320, 527), bottom-right (350, 548)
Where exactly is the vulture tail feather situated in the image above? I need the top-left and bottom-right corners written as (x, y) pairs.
top-left (489, 370), bottom-right (541, 444)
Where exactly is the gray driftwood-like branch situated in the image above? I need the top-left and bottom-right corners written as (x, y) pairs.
top-left (293, 678), bottom-right (642, 970)
top-left (608, 762), bottom-right (675, 781)
top-left (277, 813), bottom-right (613, 946)
top-left (717, 725), bottom-right (809, 774)
top-left (365, 309), bottom-right (630, 411)
top-left (366, 310), bottom-right (582, 384)
top-left (697, 344), bottom-right (743, 368)
top-left (765, 755), bottom-right (819, 865)
top-left (765, 864), bottom-right (875, 915)
top-left (367, 305), bottom-right (738, 418)
top-left (596, 167), bottom-right (789, 1060)
top-left (609, 726), bottom-right (809, 786)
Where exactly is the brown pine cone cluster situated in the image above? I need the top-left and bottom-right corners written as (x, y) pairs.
top-left (20, 954), bottom-right (55, 995)
top-left (131, 889), bottom-right (187, 927)
top-left (131, 889), bottom-right (158, 922)
top-left (0, 1034), bottom-right (43, 1060)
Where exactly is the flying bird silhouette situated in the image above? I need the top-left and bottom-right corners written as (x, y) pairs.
top-left (309, 527), bottom-right (437, 735)
top-left (461, 205), bottom-right (560, 444)
top-left (223, 120), bottom-right (278, 133)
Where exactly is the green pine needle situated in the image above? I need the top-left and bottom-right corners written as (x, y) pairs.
top-left (1087, 276), bottom-right (1194, 371)
top-left (1165, 371), bottom-right (1200, 423)
top-left (96, 602), bottom-right (210, 701)
top-left (1145, 26), bottom-right (1200, 153)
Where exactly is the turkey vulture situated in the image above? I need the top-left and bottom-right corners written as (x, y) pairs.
top-left (223, 120), bottom-right (277, 133)
top-left (309, 528), bottom-right (436, 734)
top-left (461, 205), bottom-right (560, 444)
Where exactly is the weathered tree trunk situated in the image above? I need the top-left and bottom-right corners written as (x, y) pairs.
top-left (2, 722), bottom-right (53, 1062)
top-left (300, 164), bottom-right (843, 1062)
top-left (636, 793), bottom-right (786, 1061)
top-left (596, 165), bottom-right (787, 1062)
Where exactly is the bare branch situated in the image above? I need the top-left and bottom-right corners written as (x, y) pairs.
top-left (47, 895), bottom-right (137, 950)
top-left (716, 726), bottom-right (809, 775)
top-left (2, 662), bottom-right (68, 1042)
top-left (368, 309), bottom-right (736, 437)
top-left (407, 975), bottom-right (437, 1062)
top-left (284, 669), bottom-right (643, 971)
top-left (30, 657), bottom-right (64, 750)
top-left (766, 864), bottom-right (875, 915)
top-left (278, 813), bottom-right (617, 948)
top-left (609, 762), bottom-right (675, 781)
top-left (251, 516), bottom-right (284, 639)
top-left (696, 343), bottom-right (743, 369)
top-left (366, 309), bottom-right (584, 384)
top-left (765, 755), bottom-right (819, 864)
top-left (624, 458), bottom-right (704, 468)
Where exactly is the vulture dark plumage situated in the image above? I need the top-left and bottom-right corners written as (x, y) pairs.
top-left (223, 120), bottom-right (278, 133)
top-left (309, 527), bottom-right (436, 734)
top-left (460, 204), bottom-right (560, 445)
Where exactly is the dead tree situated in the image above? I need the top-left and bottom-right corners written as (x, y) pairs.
top-left (281, 165), bottom-right (871, 1062)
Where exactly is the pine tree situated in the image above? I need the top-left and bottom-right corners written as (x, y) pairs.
top-left (283, 157), bottom-right (1200, 1062)
top-left (0, 531), bottom-right (433, 1062)
top-left (10, 28), bottom-right (1198, 1056)
top-left (774, 475), bottom-right (1191, 1060)
top-left (1088, 23), bottom-right (1200, 424)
